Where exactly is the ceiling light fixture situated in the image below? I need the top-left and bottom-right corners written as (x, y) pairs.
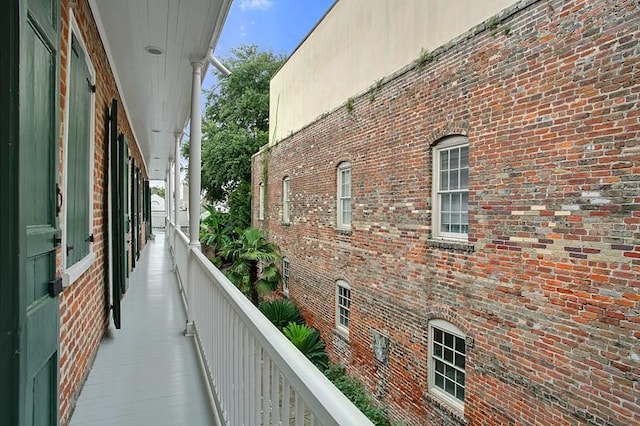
top-left (145, 45), bottom-right (164, 55)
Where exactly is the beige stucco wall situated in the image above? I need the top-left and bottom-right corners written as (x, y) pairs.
top-left (269, 0), bottom-right (517, 144)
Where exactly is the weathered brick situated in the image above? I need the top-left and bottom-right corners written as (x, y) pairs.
top-left (253, 0), bottom-right (640, 425)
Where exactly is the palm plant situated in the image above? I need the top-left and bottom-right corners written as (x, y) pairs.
top-left (200, 205), bottom-right (235, 266)
top-left (259, 299), bottom-right (304, 330)
top-left (282, 323), bottom-right (329, 371)
top-left (220, 227), bottom-right (281, 305)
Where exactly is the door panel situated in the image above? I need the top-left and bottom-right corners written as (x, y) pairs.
top-left (21, 0), bottom-right (60, 424)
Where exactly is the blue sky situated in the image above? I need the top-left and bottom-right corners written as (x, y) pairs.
top-left (216, 0), bottom-right (335, 58)
top-left (202, 0), bottom-right (335, 89)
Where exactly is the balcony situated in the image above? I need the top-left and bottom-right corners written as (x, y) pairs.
top-left (71, 225), bottom-right (372, 425)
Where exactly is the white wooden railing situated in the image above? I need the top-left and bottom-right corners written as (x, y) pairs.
top-left (167, 222), bottom-right (373, 426)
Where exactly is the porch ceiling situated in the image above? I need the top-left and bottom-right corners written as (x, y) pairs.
top-left (89, 0), bottom-right (232, 180)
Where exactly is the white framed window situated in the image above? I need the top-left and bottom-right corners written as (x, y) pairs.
top-left (335, 280), bottom-right (351, 336)
top-left (432, 136), bottom-right (469, 241)
top-left (337, 162), bottom-right (352, 229)
top-left (258, 181), bottom-right (265, 220)
top-left (282, 177), bottom-right (291, 224)
top-left (282, 257), bottom-right (290, 296)
top-left (62, 10), bottom-right (97, 286)
top-left (429, 319), bottom-right (466, 413)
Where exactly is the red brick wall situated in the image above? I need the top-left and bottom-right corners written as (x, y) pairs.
top-left (253, 0), bottom-right (640, 424)
top-left (57, 1), bottom-right (147, 424)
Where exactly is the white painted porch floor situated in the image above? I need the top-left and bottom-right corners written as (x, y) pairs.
top-left (69, 233), bottom-right (216, 425)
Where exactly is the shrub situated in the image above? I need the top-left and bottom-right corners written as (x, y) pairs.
top-left (282, 323), bottom-right (329, 371)
top-left (259, 299), bottom-right (303, 331)
top-left (325, 364), bottom-right (389, 426)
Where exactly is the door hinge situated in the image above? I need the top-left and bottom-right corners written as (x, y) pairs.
top-left (49, 277), bottom-right (63, 297)
top-left (86, 234), bottom-right (94, 242)
top-left (66, 245), bottom-right (74, 256)
top-left (87, 78), bottom-right (96, 93)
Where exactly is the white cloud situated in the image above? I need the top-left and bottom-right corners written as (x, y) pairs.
top-left (239, 0), bottom-right (273, 11)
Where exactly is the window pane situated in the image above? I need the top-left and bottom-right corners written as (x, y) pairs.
top-left (441, 213), bottom-right (450, 233)
top-left (343, 209), bottom-right (351, 226)
top-left (460, 145), bottom-right (469, 167)
top-left (434, 329), bottom-right (443, 343)
top-left (450, 148), bottom-right (459, 169)
top-left (441, 193), bottom-right (451, 212)
top-left (440, 150), bottom-right (449, 170)
top-left (435, 373), bottom-right (444, 389)
top-left (455, 336), bottom-right (466, 354)
top-left (460, 167), bottom-right (469, 189)
top-left (455, 353), bottom-right (465, 369)
top-left (445, 378), bottom-right (456, 395)
top-left (457, 370), bottom-right (465, 387)
top-left (450, 169), bottom-right (459, 189)
top-left (452, 194), bottom-right (461, 214)
top-left (434, 344), bottom-right (442, 358)
top-left (457, 386), bottom-right (465, 401)
top-left (445, 365), bottom-right (456, 380)
top-left (445, 332), bottom-right (453, 348)
top-left (440, 170), bottom-right (448, 191)
top-left (435, 360), bottom-right (445, 374)
top-left (444, 348), bottom-right (453, 363)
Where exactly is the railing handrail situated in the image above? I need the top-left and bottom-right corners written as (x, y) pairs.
top-left (169, 223), bottom-right (373, 425)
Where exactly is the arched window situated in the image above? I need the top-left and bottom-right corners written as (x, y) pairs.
top-left (337, 162), bottom-right (352, 229)
top-left (282, 176), bottom-right (291, 224)
top-left (282, 257), bottom-right (290, 296)
top-left (335, 280), bottom-right (351, 336)
top-left (429, 319), bottom-right (466, 413)
top-left (258, 182), bottom-right (265, 220)
top-left (432, 136), bottom-right (469, 241)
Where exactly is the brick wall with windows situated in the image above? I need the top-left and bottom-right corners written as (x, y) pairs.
top-left (58, 1), bottom-right (147, 424)
top-left (252, 0), bottom-right (640, 424)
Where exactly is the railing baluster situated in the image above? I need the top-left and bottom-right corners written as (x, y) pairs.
top-left (282, 378), bottom-right (291, 425)
top-left (262, 353), bottom-right (270, 425)
top-left (271, 362), bottom-right (280, 425)
top-left (294, 392), bottom-right (304, 426)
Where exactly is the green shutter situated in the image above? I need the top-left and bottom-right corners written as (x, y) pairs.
top-left (66, 34), bottom-right (91, 267)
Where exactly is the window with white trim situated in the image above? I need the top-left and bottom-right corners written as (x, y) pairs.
top-left (258, 182), bottom-right (265, 220)
top-left (282, 257), bottom-right (290, 296)
top-left (335, 280), bottom-right (351, 335)
top-left (282, 177), bottom-right (290, 224)
top-left (337, 162), bottom-right (351, 229)
top-left (63, 15), bottom-right (96, 286)
top-left (429, 319), bottom-right (466, 413)
top-left (432, 136), bottom-right (469, 241)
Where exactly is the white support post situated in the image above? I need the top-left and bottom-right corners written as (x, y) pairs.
top-left (188, 61), bottom-right (202, 249)
top-left (185, 60), bottom-right (203, 336)
top-left (174, 134), bottom-right (181, 229)
top-left (165, 169), bottom-right (171, 231)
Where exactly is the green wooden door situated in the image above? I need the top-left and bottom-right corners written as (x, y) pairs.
top-left (21, 0), bottom-right (61, 424)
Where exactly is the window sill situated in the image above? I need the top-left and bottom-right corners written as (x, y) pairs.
top-left (63, 252), bottom-right (96, 287)
top-left (425, 390), bottom-right (467, 424)
top-left (427, 239), bottom-right (474, 253)
top-left (334, 328), bottom-right (350, 342)
top-left (335, 228), bottom-right (352, 236)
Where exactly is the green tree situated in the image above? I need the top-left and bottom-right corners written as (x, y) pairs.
top-left (196, 45), bottom-right (285, 229)
top-left (151, 186), bottom-right (165, 198)
top-left (220, 227), bottom-right (281, 306)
